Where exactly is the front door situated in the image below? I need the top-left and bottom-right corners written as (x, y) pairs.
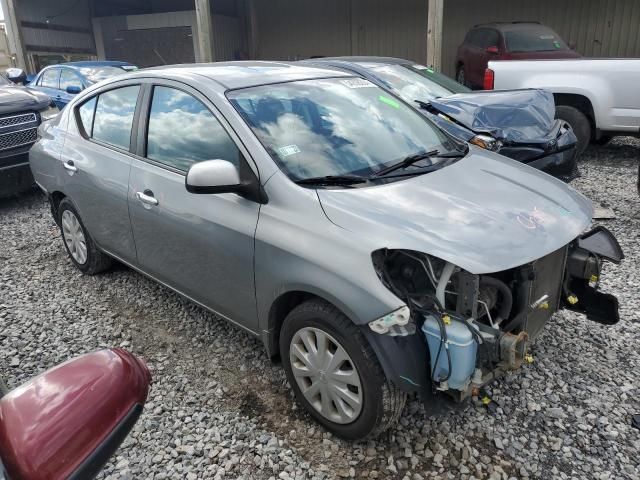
top-left (127, 83), bottom-right (259, 331)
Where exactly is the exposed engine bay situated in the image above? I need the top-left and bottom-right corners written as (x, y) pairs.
top-left (371, 226), bottom-right (623, 400)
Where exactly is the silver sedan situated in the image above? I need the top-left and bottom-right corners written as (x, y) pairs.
top-left (29, 62), bottom-right (622, 439)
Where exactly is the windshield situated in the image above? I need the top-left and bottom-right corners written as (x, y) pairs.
top-left (369, 64), bottom-right (469, 103)
top-left (228, 77), bottom-right (458, 181)
top-left (79, 66), bottom-right (137, 84)
top-left (505, 27), bottom-right (569, 52)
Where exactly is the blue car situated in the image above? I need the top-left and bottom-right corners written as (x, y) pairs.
top-left (29, 61), bottom-right (138, 109)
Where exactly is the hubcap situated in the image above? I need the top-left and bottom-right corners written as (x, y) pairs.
top-left (289, 327), bottom-right (363, 424)
top-left (61, 210), bottom-right (87, 265)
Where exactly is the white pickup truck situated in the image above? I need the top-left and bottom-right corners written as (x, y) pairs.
top-left (486, 59), bottom-right (640, 153)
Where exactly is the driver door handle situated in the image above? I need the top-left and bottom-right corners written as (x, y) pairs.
top-left (63, 160), bottom-right (77, 172)
top-left (136, 190), bottom-right (158, 206)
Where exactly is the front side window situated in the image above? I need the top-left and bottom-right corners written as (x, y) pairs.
top-left (146, 86), bottom-right (240, 172)
top-left (229, 78), bottom-right (456, 181)
top-left (41, 69), bottom-right (60, 88)
top-left (368, 64), bottom-right (462, 103)
top-left (92, 85), bottom-right (140, 150)
top-left (60, 69), bottom-right (83, 91)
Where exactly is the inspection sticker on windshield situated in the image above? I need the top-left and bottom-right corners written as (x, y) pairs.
top-left (341, 78), bottom-right (375, 89)
top-left (278, 145), bottom-right (301, 157)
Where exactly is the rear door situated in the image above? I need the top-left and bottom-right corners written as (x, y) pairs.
top-left (466, 29), bottom-right (499, 88)
top-left (61, 81), bottom-right (142, 264)
top-left (127, 81), bottom-right (259, 331)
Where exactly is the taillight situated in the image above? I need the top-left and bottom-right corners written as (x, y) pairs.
top-left (483, 68), bottom-right (495, 90)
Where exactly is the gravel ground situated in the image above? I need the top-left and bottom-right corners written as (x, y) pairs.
top-left (1, 138), bottom-right (639, 480)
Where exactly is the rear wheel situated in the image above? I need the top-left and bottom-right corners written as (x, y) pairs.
top-left (58, 198), bottom-right (112, 274)
top-left (555, 105), bottom-right (591, 155)
top-left (280, 299), bottom-right (406, 440)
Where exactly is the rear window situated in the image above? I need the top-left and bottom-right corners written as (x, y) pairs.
top-left (505, 27), bottom-right (569, 52)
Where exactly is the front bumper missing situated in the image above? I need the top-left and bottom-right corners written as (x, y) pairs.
top-left (563, 226), bottom-right (623, 325)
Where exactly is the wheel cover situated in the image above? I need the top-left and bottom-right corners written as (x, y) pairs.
top-left (289, 327), bottom-right (363, 424)
top-left (61, 210), bottom-right (87, 265)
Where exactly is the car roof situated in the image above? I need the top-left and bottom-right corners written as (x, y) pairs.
top-left (59, 61), bottom-right (136, 68)
top-left (314, 56), bottom-right (413, 66)
top-left (471, 22), bottom-right (547, 31)
top-left (128, 61), bottom-right (352, 90)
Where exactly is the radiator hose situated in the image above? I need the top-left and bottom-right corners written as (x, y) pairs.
top-left (479, 276), bottom-right (513, 325)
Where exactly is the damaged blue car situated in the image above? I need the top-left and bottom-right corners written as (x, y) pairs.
top-left (303, 57), bottom-right (579, 182)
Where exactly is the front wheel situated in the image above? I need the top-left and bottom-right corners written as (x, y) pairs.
top-left (280, 299), bottom-right (406, 440)
top-left (555, 105), bottom-right (591, 155)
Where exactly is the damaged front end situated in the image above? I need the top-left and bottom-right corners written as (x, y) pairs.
top-left (422, 89), bottom-right (580, 182)
top-left (369, 227), bottom-right (623, 402)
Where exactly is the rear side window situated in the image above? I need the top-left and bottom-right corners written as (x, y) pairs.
top-left (60, 69), bottom-right (82, 91)
top-left (146, 86), bottom-right (240, 172)
top-left (78, 97), bottom-right (97, 136)
top-left (91, 85), bottom-right (140, 150)
top-left (40, 69), bottom-right (60, 88)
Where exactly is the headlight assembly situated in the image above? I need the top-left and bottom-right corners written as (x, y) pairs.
top-left (469, 134), bottom-right (502, 152)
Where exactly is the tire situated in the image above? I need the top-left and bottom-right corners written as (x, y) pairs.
top-left (280, 299), bottom-right (406, 440)
top-left (456, 66), bottom-right (466, 87)
top-left (58, 198), bottom-right (112, 274)
top-left (555, 105), bottom-right (591, 155)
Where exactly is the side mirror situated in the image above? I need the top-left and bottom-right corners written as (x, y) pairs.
top-left (0, 349), bottom-right (150, 480)
top-left (186, 159), bottom-right (242, 194)
top-left (186, 159), bottom-right (268, 203)
top-left (66, 85), bottom-right (82, 94)
top-left (486, 46), bottom-right (499, 54)
top-left (5, 67), bottom-right (26, 85)
top-left (569, 42), bottom-right (577, 50)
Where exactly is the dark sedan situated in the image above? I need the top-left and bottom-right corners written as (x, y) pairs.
top-left (303, 57), bottom-right (579, 182)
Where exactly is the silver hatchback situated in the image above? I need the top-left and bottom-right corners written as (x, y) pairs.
top-left (29, 62), bottom-right (622, 439)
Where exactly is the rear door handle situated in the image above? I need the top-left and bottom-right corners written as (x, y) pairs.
top-left (63, 160), bottom-right (77, 173)
top-left (136, 190), bottom-right (158, 206)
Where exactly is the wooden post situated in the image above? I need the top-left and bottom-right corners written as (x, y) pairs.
top-left (195, 0), bottom-right (215, 63)
top-left (1, 0), bottom-right (27, 70)
top-left (426, 0), bottom-right (444, 71)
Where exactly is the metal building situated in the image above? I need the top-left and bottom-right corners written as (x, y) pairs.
top-left (1, 0), bottom-right (639, 76)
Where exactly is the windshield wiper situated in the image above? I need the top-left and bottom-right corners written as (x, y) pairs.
top-left (372, 150), bottom-right (464, 178)
top-left (295, 175), bottom-right (367, 186)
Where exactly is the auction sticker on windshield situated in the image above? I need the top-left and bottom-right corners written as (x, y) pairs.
top-left (278, 145), bottom-right (301, 157)
top-left (341, 78), bottom-right (376, 89)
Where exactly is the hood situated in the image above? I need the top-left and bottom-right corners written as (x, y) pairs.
top-left (317, 147), bottom-right (592, 274)
top-left (0, 85), bottom-right (51, 115)
top-left (428, 89), bottom-right (556, 143)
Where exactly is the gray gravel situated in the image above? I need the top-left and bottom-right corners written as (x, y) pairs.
top-left (1, 138), bottom-right (639, 480)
